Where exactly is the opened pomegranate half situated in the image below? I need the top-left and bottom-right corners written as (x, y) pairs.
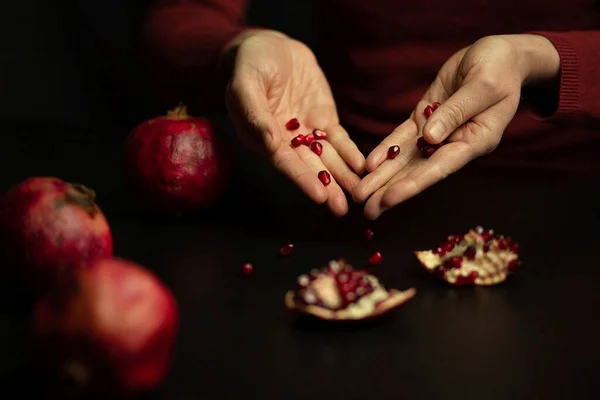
top-left (414, 226), bottom-right (521, 286)
top-left (284, 259), bottom-right (416, 321)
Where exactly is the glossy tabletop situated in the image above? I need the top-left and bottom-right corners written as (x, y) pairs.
top-left (1, 119), bottom-right (599, 400)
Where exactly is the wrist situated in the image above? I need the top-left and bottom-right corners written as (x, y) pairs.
top-left (221, 29), bottom-right (289, 77)
top-left (503, 34), bottom-right (561, 86)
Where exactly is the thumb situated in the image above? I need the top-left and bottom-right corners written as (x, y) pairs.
top-left (423, 78), bottom-right (503, 144)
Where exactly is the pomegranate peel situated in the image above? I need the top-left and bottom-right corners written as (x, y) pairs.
top-left (284, 259), bottom-right (416, 321)
top-left (414, 226), bottom-right (521, 286)
top-left (0, 177), bottom-right (113, 293)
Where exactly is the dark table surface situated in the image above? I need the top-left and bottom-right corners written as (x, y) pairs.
top-left (1, 118), bottom-right (600, 400)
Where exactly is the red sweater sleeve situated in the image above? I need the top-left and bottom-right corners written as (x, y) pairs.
top-left (524, 31), bottom-right (600, 124)
top-left (143, 0), bottom-right (251, 110)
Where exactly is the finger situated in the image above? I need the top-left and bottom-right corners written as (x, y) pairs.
top-left (325, 124), bottom-right (366, 175)
top-left (423, 77), bottom-right (505, 145)
top-left (271, 145), bottom-right (329, 205)
top-left (295, 145), bottom-right (349, 217)
top-left (365, 119), bottom-right (418, 173)
top-left (316, 140), bottom-right (362, 193)
top-left (353, 134), bottom-right (419, 204)
top-left (373, 142), bottom-right (475, 218)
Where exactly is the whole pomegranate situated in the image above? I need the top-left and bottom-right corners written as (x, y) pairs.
top-left (125, 104), bottom-right (230, 214)
top-left (32, 257), bottom-right (179, 398)
top-left (0, 177), bottom-right (113, 293)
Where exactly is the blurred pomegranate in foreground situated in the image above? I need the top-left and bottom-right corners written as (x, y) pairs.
top-left (32, 257), bottom-right (179, 398)
top-left (125, 104), bottom-right (230, 214)
top-left (0, 177), bottom-right (113, 294)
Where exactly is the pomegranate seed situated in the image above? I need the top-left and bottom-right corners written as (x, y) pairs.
top-left (291, 134), bottom-right (304, 147)
top-left (285, 118), bottom-right (300, 131)
top-left (297, 275), bottom-right (309, 288)
top-left (313, 129), bottom-right (327, 139)
top-left (511, 243), bottom-right (520, 254)
top-left (365, 228), bottom-right (374, 240)
top-left (387, 145), bottom-right (400, 160)
top-left (475, 226), bottom-right (484, 234)
top-left (507, 259), bottom-right (520, 271)
top-left (368, 251), bottom-right (383, 265)
top-left (464, 246), bottom-right (476, 260)
top-left (303, 134), bottom-right (314, 146)
top-left (416, 137), bottom-right (427, 149)
top-left (432, 102), bottom-right (441, 110)
top-left (318, 170), bottom-right (331, 186)
top-left (310, 141), bottom-right (323, 156)
top-left (421, 147), bottom-right (436, 158)
top-left (434, 241), bottom-right (454, 256)
top-left (455, 271), bottom-right (478, 285)
top-left (498, 240), bottom-right (508, 250)
top-left (444, 256), bottom-right (463, 269)
top-left (280, 243), bottom-right (294, 256)
top-left (424, 105), bottom-right (433, 118)
top-left (483, 244), bottom-right (490, 253)
top-left (241, 263), bottom-right (253, 276)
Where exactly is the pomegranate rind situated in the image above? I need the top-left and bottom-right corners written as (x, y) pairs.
top-left (285, 288), bottom-right (416, 321)
top-left (415, 227), bottom-right (520, 286)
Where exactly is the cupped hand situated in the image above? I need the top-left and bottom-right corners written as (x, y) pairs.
top-left (353, 34), bottom-right (560, 219)
top-left (224, 30), bottom-right (366, 216)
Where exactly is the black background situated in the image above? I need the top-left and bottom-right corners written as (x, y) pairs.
top-left (2, 1), bottom-right (600, 399)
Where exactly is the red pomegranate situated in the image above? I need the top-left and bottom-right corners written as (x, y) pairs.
top-left (0, 177), bottom-right (113, 293)
top-left (32, 257), bottom-right (179, 398)
top-left (125, 104), bottom-right (230, 214)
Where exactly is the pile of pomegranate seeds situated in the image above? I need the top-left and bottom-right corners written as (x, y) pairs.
top-left (286, 118), bottom-right (300, 131)
top-left (368, 251), bottom-right (383, 265)
top-left (387, 145), bottom-right (400, 160)
top-left (284, 259), bottom-right (417, 320)
top-left (280, 243), bottom-right (295, 256)
top-left (414, 225), bottom-right (521, 286)
top-left (318, 170), bottom-right (331, 186)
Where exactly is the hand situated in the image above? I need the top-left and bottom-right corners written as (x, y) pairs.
top-left (224, 30), bottom-right (366, 216)
top-left (353, 34), bottom-right (560, 219)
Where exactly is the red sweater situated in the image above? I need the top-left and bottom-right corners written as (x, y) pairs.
top-left (144, 0), bottom-right (600, 174)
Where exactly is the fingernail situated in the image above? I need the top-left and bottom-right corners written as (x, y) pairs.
top-left (428, 121), bottom-right (444, 142)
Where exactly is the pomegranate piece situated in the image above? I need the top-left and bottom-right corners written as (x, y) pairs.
top-left (424, 105), bottom-right (434, 118)
top-left (0, 177), bottom-right (113, 295)
top-left (365, 228), bottom-right (374, 241)
top-left (387, 145), bottom-right (400, 160)
top-left (318, 170), bottom-right (331, 186)
top-left (125, 104), bottom-right (230, 214)
top-left (285, 118), bottom-right (300, 131)
top-left (303, 134), bottom-right (314, 146)
top-left (241, 263), bottom-right (253, 276)
top-left (313, 129), bottom-right (327, 140)
top-left (291, 134), bottom-right (305, 147)
top-left (310, 141), bottom-right (323, 156)
top-left (32, 258), bottom-right (179, 397)
top-left (368, 251), bottom-right (383, 265)
top-left (280, 243), bottom-right (295, 256)
top-left (284, 259), bottom-right (416, 321)
top-left (432, 102), bottom-right (441, 110)
top-left (414, 225), bottom-right (521, 286)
